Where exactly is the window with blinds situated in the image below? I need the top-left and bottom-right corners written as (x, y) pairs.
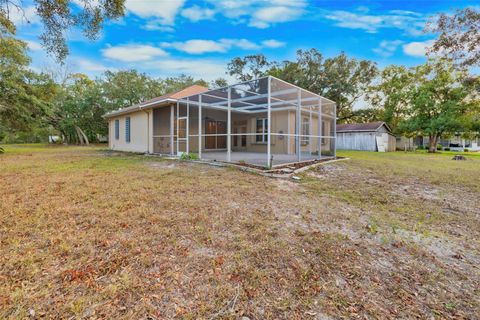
top-left (125, 117), bottom-right (131, 143)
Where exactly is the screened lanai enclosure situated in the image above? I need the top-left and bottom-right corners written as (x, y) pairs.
top-left (152, 76), bottom-right (336, 168)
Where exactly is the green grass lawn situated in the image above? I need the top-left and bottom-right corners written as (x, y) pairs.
top-left (0, 145), bottom-right (478, 319)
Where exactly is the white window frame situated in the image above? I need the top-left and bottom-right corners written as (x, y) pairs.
top-left (255, 118), bottom-right (268, 143)
top-left (114, 119), bottom-right (119, 140)
top-left (321, 120), bottom-right (327, 145)
top-left (301, 117), bottom-right (309, 145)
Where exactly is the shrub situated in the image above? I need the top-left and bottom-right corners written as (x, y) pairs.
top-left (180, 153), bottom-right (199, 161)
top-left (0, 146), bottom-right (4, 154)
top-left (416, 145), bottom-right (425, 150)
top-left (436, 144), bottom-right (443, 150)
top-left (444, 147), bottom-right (450, 151)
top-left (464, 148), bottom-right (469, 153)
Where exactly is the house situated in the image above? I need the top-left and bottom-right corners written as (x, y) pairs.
top-left (103, 76), bottom-right (337, 167)
top-left (336, 121), bottom-right (396, 152)
top-left (397, 134), bottom-right (480, 151)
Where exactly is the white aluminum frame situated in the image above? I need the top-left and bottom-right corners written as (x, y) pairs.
top-left (175, 75), bottom-right (336, 167)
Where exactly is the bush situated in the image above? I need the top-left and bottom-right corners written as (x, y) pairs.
top-left (180, 153), bottom-right (199, 161)
top-left (464, 148), bottom-right (469, 153)
top-left (436, 144), bottom-right (443, 150)
top-left (444, 147), bottom-right (450, 151)
top-left (416, 145), bottom-right (425, 150)
top-left (0, 146), bottom-right (4, 154)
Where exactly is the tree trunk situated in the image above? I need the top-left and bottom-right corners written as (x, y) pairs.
top-left (75, 126), bottom-right (85, 146)
top-left (428, 134), bottom-right (438, 153)
top-left (78, 127), bottom-right (90, 146)
top-left (74, 126), bottom-right (90, 145)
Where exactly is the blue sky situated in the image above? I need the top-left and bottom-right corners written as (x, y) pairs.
top-left (10, 0), bottom-right (478, 81)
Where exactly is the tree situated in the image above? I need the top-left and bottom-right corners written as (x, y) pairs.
top-left (427, 8), bottom-right (480, 67)
top-left (210, 78), bottom-right (229, 89)
top-left (162, 74), bottom-right (208, 93)
top-left (50, 73), bottom-right (103, 144)
top-left (45, 72), bottom-right (211, 145)
top-left (0, 37), bottom-right (57, 136)
top-left (349, 108), bottom-right (383, 124)
top-left (227, 54), bottom-right (270, 82)
top-left (366, 65), bottom-right (413, 131)
top-left (398, 59), bottom-right (479, 153)
top-left (101, 70), bottom-right (164, 110)
top-left (1, 0), bottom-right (125, 61)
top-left (269, 49), bottom-right (378, 120)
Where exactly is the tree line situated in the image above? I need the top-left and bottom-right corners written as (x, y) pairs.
top-left (0, 36), bottom-right (230, 144)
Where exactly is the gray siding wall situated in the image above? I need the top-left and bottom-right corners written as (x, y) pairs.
top-left (386, 134), bottom-right (397, 152)
top-left (337, 132), bottom-right (377, 151)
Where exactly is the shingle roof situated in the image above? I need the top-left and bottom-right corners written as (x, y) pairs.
top-left (139, 84), bottom-right (209, 105)
top-left (104, 84), bottom-right (209, 118)
top-left (336, 121), bottom-right (391, 133)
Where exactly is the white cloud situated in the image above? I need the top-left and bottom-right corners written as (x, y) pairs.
top-left (143, 58), bottom-right (228, 81)
top-left (24, 40), bottom-right (43, 51)
top-left (356, 6), bottom-right (370, 14)
top-left (124, 0), bottom-right (185, 25)
top-left (324, 9), bottom-right (426, 35)
top-left (71, 0), bottom-right (101, 8)
top-left (102, 44), bottom-right (168, 62)
top-left (389, 10), bottom-right (422, 16)
top-left (211, 0), bottom-right (253, 19)
top-left (143, 21), bottom-right (175, 32)
top-left (373, 40), bottom-right (404, 57)
top-left (162, 38), bottom-right (284, 54)
top-left (249, 4), bottom-right (305, 28)
top-left (220, 39), bottom-right (260, 50)
top-left (122, 0), bottom-right (306, 30)
top-left (262, 39), bottom-right (286, 48)
top-left (199, 0), bottom-right (307, 28)
top-left (8, 5), bottom-right (40, 26)
top-left (403, 40), bottom-right (435, 57)
top-left (163, 40), bottom-right (229, 54)
top-left (73, 58), bottom-right (110, 72)
top-left (325, 11), bottom-right (383, 33)
top-left (181, 5), bottom-right (215, 22)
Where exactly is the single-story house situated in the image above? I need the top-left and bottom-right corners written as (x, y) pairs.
top-left (336, 121), bottom-right (396, 152)
top-left (397, 134), bottom-right (480, 151)
top-left (103, 76), bottom-right (337, 167)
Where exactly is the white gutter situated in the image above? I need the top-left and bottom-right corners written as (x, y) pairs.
top-left (103, 98), bottom-right (178, 118)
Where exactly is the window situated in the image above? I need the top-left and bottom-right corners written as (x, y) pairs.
top-left (125, 117), bottom-right (131, 143)
top-left (256, 118), bottom-right (268, 143)
top-left (321, 121), bottom-right (327, 145)
top-left (115, 120), bottom-right (119, 140)
top-left (301, 117), bottom-right (310, 145)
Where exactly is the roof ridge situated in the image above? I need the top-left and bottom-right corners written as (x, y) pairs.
top-left (103, 84), bottom-right (209, 118)
top-left (337, 121), bottom-right (391, 133)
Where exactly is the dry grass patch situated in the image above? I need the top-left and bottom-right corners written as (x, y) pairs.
top-left (0, 146), bottom-right (478, 319)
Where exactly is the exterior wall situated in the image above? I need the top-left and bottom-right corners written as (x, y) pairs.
top-left (337, 132), bottom-right (377, 151)
top-left (150, 106), bottom-right (335, 156)
top-left (108, 110), bottom-right (151, 153)
top-left (229, 109), bottom-right (333, 155)
top-left (153, 105), bottom-right (174, 154)
top-left (385, 133), bottom-right (397, 152)
top-left (398, 135), bottom-right (480, 151)
top-left (396, 136), bottom-right (415, 151)
top-left (337, 131), bottom-right (396, 152)
top-left (443, 136), bottom-right (480, 151)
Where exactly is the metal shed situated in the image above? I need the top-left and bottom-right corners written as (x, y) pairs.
top-left (336, 122), bottom-right (396, 152)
